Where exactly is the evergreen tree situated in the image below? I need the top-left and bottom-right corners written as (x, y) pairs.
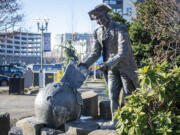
top-left (62, 40), bottom-right (78, 67)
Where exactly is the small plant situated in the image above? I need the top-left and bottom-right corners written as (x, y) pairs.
top-left (115, 62), bottom-right (180, 135)
top-left (62, 40), bottom-right (79, 67)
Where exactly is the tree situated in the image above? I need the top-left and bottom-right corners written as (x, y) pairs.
top-left (109, 11), bottom-right (130, 28)
top-left (135, 0), bottom-right (180, 65)
top-left (60, 40), bottom-right (79, 67)
top-left (0, 0), bottom-right (23, 32)
top-left (129, 20), bottom-right (155, 67)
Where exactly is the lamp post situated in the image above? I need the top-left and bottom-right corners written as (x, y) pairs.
top-left (36, 17), bottom-right (49, 88)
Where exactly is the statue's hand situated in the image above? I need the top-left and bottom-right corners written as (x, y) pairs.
top-left (97, 63), bottom-right (107, 72)
top-left (78, 63), bottom-right (88, 68)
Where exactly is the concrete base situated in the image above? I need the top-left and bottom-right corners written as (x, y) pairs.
top-left (65, 119), bottom-right (99, 135)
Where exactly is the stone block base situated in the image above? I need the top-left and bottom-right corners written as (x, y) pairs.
top-left (16, 116), bottom-right (44, 135)
top-left (99, 100), bottom-right (112, 120)
top-left (81, 91), bottom-right (98, 118)
top-left (8, 126), bottom-right (23, 135)
top-left (0, 112), bottom-right (10, 135)
top-left (65, 119), bottom-right (99, 135)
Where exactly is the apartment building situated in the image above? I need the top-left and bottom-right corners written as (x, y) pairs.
top-left (0, 32), bottom-right (42, 65)
top-left (103, 0), bottom-right (137, 21)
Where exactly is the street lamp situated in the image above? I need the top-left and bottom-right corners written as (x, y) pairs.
top-left (36, 17), bottom-right (49, 88)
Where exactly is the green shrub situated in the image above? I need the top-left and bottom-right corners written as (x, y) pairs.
top-left (115, 62), bottom-right (180, 135)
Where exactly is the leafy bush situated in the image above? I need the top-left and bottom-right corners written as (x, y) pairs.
top-left (115, 63), bottom-right (180, 135)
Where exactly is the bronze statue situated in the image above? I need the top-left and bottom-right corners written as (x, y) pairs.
top-left (81, 3), bottom-right (139, 125)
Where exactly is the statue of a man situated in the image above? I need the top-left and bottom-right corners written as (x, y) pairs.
top-left (81, 3), bottom-right (139, 124)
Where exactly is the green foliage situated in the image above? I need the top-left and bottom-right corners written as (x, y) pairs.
top-left (109, 12), bottom-right (130, 28)
top-left (135, 0), bottom-right (180, 65)
top-left (110, 0), bottom-right (180, 66)
top-left (115, 63), bottom-right (180, 135)
top-left (62, 40), bottom-right (79, 67)
top-left (129, 21), bottom-right (155, 67)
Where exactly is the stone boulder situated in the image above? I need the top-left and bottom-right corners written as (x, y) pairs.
top-left (16, 116), bottom-right (44, 135)
top-left (8, 126), bottom-right (23, 135)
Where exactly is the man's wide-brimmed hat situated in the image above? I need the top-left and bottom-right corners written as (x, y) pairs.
top-left (88, 3), bottom-right (112, 20)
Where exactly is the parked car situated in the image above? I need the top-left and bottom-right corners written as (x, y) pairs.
top-left (0, 75), bottom-right (9, 86)
top-left (0, 65), bottom-right (24, 78)
top-left (9, 62), bottom-right (26, 68)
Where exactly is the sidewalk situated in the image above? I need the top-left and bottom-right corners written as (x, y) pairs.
top-left (0, 80), bottom-right (108, 126)
top-left (78, 80), bottom-right (109, 101)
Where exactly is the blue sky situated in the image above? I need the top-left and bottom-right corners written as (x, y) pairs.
top-left (22, 0), bottom-right (102, 34)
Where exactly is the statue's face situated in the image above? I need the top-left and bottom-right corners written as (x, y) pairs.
top-left (95, 14), bottom-right (109, 27)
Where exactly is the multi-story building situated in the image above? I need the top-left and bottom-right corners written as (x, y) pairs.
top-left (0, 32), bottom-right (42, 65)
top-left (55, 33), bottom-right (91, 43)
top-left (103, 0), bottom-right (123, 13)
top-left (54, 33), bottom-right (93, 61)
top-left (103, 0), bottom-right (137, 22)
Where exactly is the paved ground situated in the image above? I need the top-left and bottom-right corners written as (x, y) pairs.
top-left (0, 80), bottom-right (108, 126)
top-left (78, 80), bottom-right (109, 101)
top-left (0, 94), bottom-right (35, 119)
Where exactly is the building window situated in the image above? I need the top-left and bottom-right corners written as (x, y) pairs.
top-left (116, 0), bottom-right (123, 4)
top-left (22, 33), bottom-right (27, 36)
top-left (7, 50), bottom-right (13, 53)
top-left (15, 46), bottom-right (20, 49)
top-left (127, 8), bottom-right (132, 16)
top-left (0, 45), bottom-right (5, 48)
top-left (22, 37), bottom-right (27, 40)
top-left (7, 40), bottom-right (12, 43)
top-left (0, 49), bottom-right (5, 53)
top-left (7, 45), bottom-right (13, 48)
top-left (104, 0), bottom-right (116, 4)
top-left (14, 41), bottom-right (20, 44)
top-left (14, 36), bottom-right (20, 39)
top-left (110, 0), bottom-right (116, 4)
top-left (21, 42), bottom-right (27, 45)
top-left (103, 0), bottom-right (109, 4)
top-left (0, 35), bottom-right (5, 38)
